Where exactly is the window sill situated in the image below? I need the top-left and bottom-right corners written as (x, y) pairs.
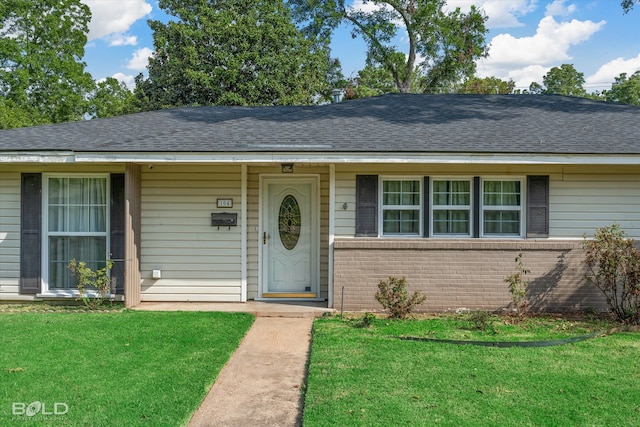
top-left (334, 238), bottom-right (582, 251)
top-left (36, 291), bottom-right (118, 299)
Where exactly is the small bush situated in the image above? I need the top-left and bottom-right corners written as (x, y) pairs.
top-left (68, 259), bottom-right (114, 310)
top-left (584, 224), bottom-right (640, 324)
top-left (467, 310), bottom-right (491, 331)
top-left (375, 276), bottom-right (426, 319)
top-left (505, 253), bottom-right (530, 317)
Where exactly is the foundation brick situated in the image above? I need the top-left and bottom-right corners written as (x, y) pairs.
top-left (333, 238), bottom-right (605, 313)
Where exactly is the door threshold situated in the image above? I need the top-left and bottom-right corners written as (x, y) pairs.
top-left (262, 293), bottom-right (318, 298)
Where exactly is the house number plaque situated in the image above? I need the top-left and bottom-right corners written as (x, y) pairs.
top-left (217, 198), bottom-right (233, 208)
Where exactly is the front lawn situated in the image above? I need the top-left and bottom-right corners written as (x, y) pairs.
top-left (0, 309), bottom-right (253, 426)
top-left (304, 315), bottom-right (640, 426)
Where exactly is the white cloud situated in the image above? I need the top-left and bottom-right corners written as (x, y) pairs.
top-left (126, 47), bottom-right (154, 71)
top-left (476, 15), bottom-right (605, 88)
top-left (586, 54), bottom-right (640, 91)
top-left (545, 0), bottom-right (577, 17)
top-left (112, 72), bottom-right (136, 89)
top-left (348, 0), bottom-right (403, 27)
top-left (82, 0), bottom-right (152, 41)
top-left (447, 1), bottom-right (538, 29)
top-left (106, 34), bottom-right (138, 46)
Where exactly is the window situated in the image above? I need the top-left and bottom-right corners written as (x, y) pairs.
top-left (482, 179), bottom-right (522, 237)
top-left (432, 179), bottom-right (471, 236)
top-left (381, 179), bottom-right (421, 236)
top-left (356, 175), bottom-right (537, 240)
top-left (45, 176), bottom-right (109, 290)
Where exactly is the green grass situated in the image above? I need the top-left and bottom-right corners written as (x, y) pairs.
top-left (0, 310), bottom-right (253, 426)
top-left (304, 315), bottom-right (640, 426)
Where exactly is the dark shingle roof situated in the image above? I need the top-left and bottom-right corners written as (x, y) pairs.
top-left (1, 94), bottom-right (639, 155)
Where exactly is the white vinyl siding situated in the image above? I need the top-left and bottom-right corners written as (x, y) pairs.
top-left (0, 172), bottom-right (26, 299)
top-left (140, 165), bottom-right (244, 302)
top-left (550, 173), bottom-right (640, 238)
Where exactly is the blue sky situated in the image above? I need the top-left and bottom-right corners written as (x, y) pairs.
top-left (82, 0), bottom-right (640, 93)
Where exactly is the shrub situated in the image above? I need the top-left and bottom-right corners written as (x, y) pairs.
top-left (583, 224), bottom-right (640, 324)
top-left (467, 310), bottom-right (491, 331)
top-left (374, 276), bottom-right (426, 319)
top-left (68, 259), bottom-right (114, 309)
top-left (505, 253), bottom-right (530, 317)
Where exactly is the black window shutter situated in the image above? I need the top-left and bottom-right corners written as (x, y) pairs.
top-left (20, 173), bottom-right (42, 294)
top-left (527, 175), bottom-right (549, 238)
top-left (473, 177), bottom-right (480, 238)
top-left (110, 174), bottom-right (125, 294)
top-left (423, 176), bottom-right (430, 237)
top-left (355, 175), bottom-right (378, 237)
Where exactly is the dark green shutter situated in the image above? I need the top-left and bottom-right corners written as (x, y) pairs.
top-left (20, 173), bottom-right (42, 294)
top-left (110, 174), bottom-right (125, 294)
top-left (423, 176), bottom-right (430, 237)
top-left (473, 177), bottom-right (480, 238)
top-left (355, 175), bottom-right (378, 237)
top-left (527, 175), bottom-right (549, 238)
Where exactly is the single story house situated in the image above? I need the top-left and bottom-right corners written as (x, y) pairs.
top-left (1, 94), bottom-right (639, 312)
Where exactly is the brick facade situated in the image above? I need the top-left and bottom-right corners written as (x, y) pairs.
top-left (333, 239), bottom-right (606, 313)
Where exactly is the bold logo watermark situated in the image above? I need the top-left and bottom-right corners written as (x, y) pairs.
top-left (12, 401), bottom-right (69, 417)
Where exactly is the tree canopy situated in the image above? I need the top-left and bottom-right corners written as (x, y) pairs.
top-left (136, 0), bottom-right (331, 108)
top-left (0, 0), bottom-right (95, 124)
top-left (289, 0), bottom-right (489, 93)
top-left (90, 78), bottom-right (137, 119)
top-left (622, 0), bottom-right (639, 13)
top-left (457, 76), bottom-right (515, 94)
top-left (604, 71), bottom-right (640, 105)
top-left (540, 64), bottom-right (586, 97)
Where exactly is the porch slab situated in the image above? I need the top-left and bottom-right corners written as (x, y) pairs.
top-left (133, 301), bottom-right (333, 318)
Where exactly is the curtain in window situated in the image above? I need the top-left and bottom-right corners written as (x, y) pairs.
top-left (432, 180), bottom-right (471, 235)
top-left (48, 178), bottom-right (108, 289)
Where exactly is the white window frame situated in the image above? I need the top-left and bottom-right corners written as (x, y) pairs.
top-left (41, 174), bottom-right (111, 296)
top-left (480, 177), bottom-right (524, 238)
top-left (430, 177), bottom-right (473, 238)
top-left (379, 177), bottom-right (423, 237)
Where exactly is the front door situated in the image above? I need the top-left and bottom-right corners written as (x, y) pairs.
top-left (261, 177), bottom-right (318, 298)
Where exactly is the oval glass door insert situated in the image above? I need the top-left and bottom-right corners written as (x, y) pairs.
top-left (279, 195), bottom-right (301, 250)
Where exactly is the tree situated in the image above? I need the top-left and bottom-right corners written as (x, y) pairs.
top-left (622, 0), bottom-right (639, 13)
top-left (603, 71), bottom-right (640, 105)
top-left (527, 82), bottom-right (544, 95)
top-left (457, 76), bottom-right (515, 94)
top-left (136, 0), bottom-right (331, 108)
top-left (289, 0), bottom-right (489, 93)
top-left (90, 78), bottom-right (138, 119)
top-left (0, 98), bottom-right (43, 129)
top-left (540, 64), bottom-right (586, 97)
top-left (0, 0), bottom-right (95, 126)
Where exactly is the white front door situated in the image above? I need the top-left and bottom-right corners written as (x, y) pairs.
top-left (261, 177), bottom-right (318, 297)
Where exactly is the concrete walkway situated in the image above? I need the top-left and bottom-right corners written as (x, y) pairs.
top-left (135, 302), bottom-right (332, 426)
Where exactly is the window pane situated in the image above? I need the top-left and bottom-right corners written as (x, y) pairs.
top-left (483, 211), bottom-right (520, 236)
top-left (383, 180), bottom-right (420, 206)
top-left (383, 210), bottom-right (419, 235)
top-left (48, 177), bottom-right (107, 233)
top-left (433, 210), bottom-right (470, 234)
top-left (433, 180), bottom-right (470, 206)
top-left (49, 236), bottom-right (107, 289)
top-left (484, 180), bottom-right (520, 206)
